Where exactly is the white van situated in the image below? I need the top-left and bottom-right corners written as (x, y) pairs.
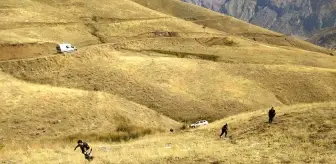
top-left (56, 43), bottom-right (77, 53)
top-left (190, 120), bottom-right (209, 128)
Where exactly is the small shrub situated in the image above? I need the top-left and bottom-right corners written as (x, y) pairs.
top-left (180, 124), bottom-right (188, 130)
top-left (116, 124), bottom-right (135, 133)
top-left (222, 38), bottom-right (237, 46)
top-left (142, 128), bottom-right (153, 135)
top-left (0, 143), bottom-right (4, 151)
top-left (211, 161), bottom-right (221, 164)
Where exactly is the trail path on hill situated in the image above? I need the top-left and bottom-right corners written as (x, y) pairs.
top-left (0, 17), bottom-right (172, 30)
top-left (0, 33), bottom-right (228, 62)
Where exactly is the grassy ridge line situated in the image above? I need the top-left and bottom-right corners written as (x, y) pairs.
top-left (0, 33), bottom-right (228, 62)
top-left (3, 0), bottom-right (330, 57)
top-left (131, 0), bottom-right (279, 35)
top-left (131, 0), bottom-right (334, 55)
top-left (112, 37), bottom-right (336, 69)
top-left (0, 46), bottom-right (335, 122)
top-left (0, 71), bottom-right (181, 143)
top-left (1, 0), bottom-right (226, 49)
top-left (208, 101), bottom-right (336, 128)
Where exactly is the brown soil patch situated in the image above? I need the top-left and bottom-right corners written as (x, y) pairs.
top-left (0, 42), bottom-right (56, 61)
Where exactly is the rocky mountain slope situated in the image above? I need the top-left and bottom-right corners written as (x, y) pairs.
top-left (309, 27), bottom-right (336, 49)
top-left (183, 0), bottom-right (336, 47)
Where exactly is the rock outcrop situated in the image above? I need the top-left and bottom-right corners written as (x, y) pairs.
top-left (309, 27), bottom-right (336, 49)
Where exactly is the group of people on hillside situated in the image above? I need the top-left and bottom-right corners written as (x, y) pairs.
top-left (75, 107), bottom-right (277, 161)
top-left (219, 107), bottom-right (276, 138)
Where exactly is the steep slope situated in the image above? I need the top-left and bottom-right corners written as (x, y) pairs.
top-left (0, 71), bottom-right (180, 142)
top-left (2, 102), bottom-right (335, 163)
top-left (183, 0), bottom-right (336, 37)
top-left (0, 0), bottom-right (336, 163)
top-left (1, 44), bottom-right (335, 122)
top-left (0, 0), bottom-right (335, 124)
top-left (133, 0), bottom-right (334, 55)
top-left (309, 27), bottom-right (336, 49)
top-left (132, 0), bottom-right (279, 34)
top-left (1, 0), bottom-right (333, 61)
top-left (0, 0), bottom-right (222, 60)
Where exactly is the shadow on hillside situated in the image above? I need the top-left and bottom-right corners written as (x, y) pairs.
top-left (64, 124), bottom-right (160, 143)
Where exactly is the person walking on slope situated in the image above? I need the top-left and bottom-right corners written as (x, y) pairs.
top-left (268, 107), bottom-right (276, 123)
top-left (74, 140), bottom-right (94, 161)
top-left (219, 123), bottom-right (228, 138)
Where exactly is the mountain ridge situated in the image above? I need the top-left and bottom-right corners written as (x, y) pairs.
top-left (182, 0), bottom-right (336, 48)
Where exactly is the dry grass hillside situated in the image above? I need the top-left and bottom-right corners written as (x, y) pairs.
top-left (1, 102), bottom-right (335, 163)
top-left (1, 44), bottom-right (335, 122)
top-left (131, 0), bottom-right (335, 55)
top-left (132, 0), bottom-right (278, 34)
top-left (1, 0), bottom-right (333, 60)
top-left (0, 0), bottom-right (336, 163)
top-left (0, 71), bottom-right (180, 143)
top-left (0, 0), bottom-right (223, 60)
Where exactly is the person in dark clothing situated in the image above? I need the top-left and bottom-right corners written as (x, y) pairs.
top-left (219, 123), bottom-right (228, 138)
top-left (74, 140), bottom-right (94, 161)
top-left (268, 107), bottom-right (276, 123)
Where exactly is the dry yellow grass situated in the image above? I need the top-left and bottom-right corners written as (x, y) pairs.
top-left (131, 0), bottom-right (334, 55)
top-left (0, 0), bottom-right (336, 163)
top-left (0, 71), bottom-right (180, 143)
top-left (0, 43), bottom-right (335, 122)
top-left (131, 0), bottom-right (278, 35)
top-left (1, 102), bottom-right (335, 163)
top-left (1, 0), bottom-right (332, 58)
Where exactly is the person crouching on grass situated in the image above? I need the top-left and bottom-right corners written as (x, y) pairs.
top-left (74, 140), bottom-right (94, 161)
